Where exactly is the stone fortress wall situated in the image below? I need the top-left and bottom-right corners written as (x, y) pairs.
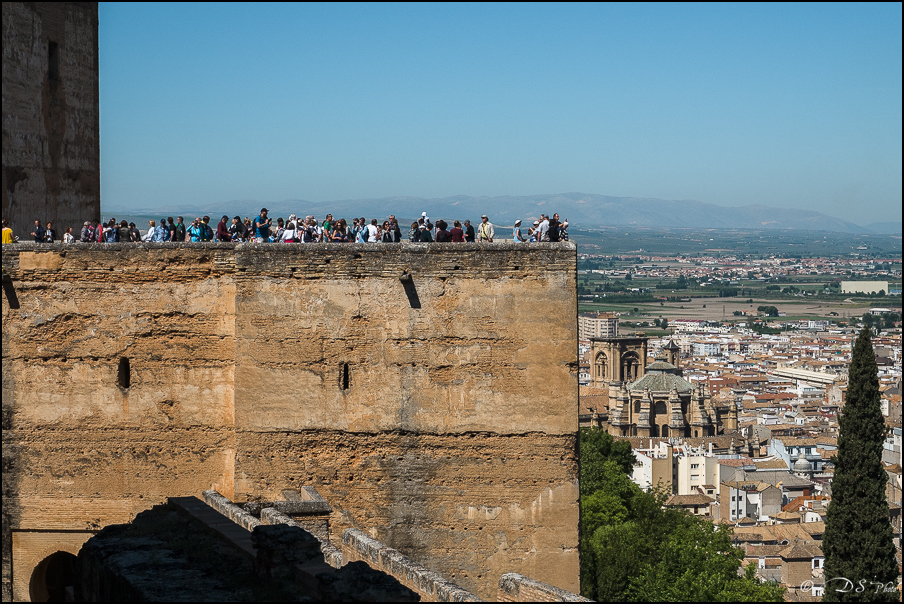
top-left (1, 242), bottom-right (580, 601)
top-left (1, 2), bottom-right (101, 239)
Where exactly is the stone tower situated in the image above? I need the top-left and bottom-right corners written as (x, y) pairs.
top-left (589, 334), bottom-right (648, 385)
top-left (1, 2), bottom-right (100, 239)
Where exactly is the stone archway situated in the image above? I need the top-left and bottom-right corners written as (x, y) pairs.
top-left (29, 551), bottom-right (77, 602)
top-left (594, 352), bottom-right (608, 381)
top-left (621, 352), bottom-right (640, 381)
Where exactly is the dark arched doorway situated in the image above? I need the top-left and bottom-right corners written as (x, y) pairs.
top-left (30, 551), bottom-right (77, 602)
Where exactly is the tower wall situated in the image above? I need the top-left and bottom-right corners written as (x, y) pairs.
top-left (1, 242), bottom-right (579, 601)
top-left (1, 2), bottom-right (100, 240)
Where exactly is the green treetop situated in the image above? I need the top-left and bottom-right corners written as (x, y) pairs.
top-left (578, 428), bottom-right (784, 602)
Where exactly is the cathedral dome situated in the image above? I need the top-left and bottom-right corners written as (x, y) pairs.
top-left (628, 360), bottom-right (693, 393)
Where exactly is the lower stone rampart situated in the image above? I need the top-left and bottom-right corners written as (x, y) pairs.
top-left (258, 507), bottom-right (343, 569)
top-left (342, 528), bottom-right (483, 602)
top-left (497, 573), bottom-right (591, 602)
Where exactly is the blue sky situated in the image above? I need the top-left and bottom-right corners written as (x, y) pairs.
top-left (99, 2), bottom-right (902, 224)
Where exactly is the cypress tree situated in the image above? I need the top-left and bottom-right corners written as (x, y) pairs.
top-left (822, 329), bottom-right (897, 602)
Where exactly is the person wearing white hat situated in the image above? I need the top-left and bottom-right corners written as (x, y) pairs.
top-left (512, 219), bottom-right (525, 242)
top-left (478, 215), bottom-right (494, 242)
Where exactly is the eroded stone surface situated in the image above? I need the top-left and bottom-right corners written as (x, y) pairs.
top-left (2, 243), bottom-right (579, 600)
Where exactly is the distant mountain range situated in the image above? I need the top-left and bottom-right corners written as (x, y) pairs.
top-left (110, 193), bottom-right (901, 234)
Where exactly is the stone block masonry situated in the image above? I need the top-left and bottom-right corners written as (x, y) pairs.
top-left (2, 3), bottom-right (101, 239)
top-left (1, 242), bottom-right (579, 601)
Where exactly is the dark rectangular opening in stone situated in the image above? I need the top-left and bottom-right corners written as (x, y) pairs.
top-left (118, 357), bottom-right (130, 389)
top-left (48, 41), bottom-right (59, 81)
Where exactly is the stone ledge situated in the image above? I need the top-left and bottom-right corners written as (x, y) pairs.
top-left (342, 528), bottom-right (484, 602)
top-left (2, 241), bottom-right (576, 252)
top-left (202, 489), bottom-right (262, 531)
top-left (259, 507), bottom-right (343, 569)
top-left (243, 500), bottom-right (332, 516)
top-left (497, 573), bottom-right (591, 602)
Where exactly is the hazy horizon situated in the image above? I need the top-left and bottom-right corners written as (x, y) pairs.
top-left (100, 4), bottom-right (902, 224)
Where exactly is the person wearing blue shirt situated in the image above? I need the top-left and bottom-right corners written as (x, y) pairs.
top-left (253, 208), bottom-right (271, 243)
top-left (151, 220), bottom-right (169, 242)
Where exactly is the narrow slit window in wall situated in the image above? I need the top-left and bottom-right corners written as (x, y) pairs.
top-left (48, 41), bottom-right (59, 81)
top-left (118, 357), bottom-right (130, 389)
top-left (340, 362), bottom-right (350, 390)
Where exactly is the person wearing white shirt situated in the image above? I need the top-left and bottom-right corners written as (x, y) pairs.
top-left (537, 215), bottom-right (550, 241)
top-left (367, 219), bottom-right (380, 242)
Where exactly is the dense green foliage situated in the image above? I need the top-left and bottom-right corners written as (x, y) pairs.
top-left (757, 305), bottom-right (780, 317)
top-left (823, 329), bottom-right (897, 602)
top-left (860, 311), bottom-right (901, 330)
top-left (579, 429), bottom-right (784, 601)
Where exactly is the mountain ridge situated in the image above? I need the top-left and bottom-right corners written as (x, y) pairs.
top-left (107, 193), bottom-right (897, 234)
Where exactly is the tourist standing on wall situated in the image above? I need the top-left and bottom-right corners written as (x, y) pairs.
top-left (232, 217), bottom-right (246, 241)
top-left (174, 217), bottom-right (186, 242)
top-left (103, 220), bottom-right (118, 242)
top-left (30, 220), bottom-right (45, 242)
top-left (187, 218), bottom-right (204, 242)
top-left (365, 219), bottom-right (379, 242)
top-left (382, 220), bottom-right (400, 242)
top-left (419, 222), bottom-right (433, 242)
top-left (389, 216), bottom-right (402, 242)
top-left (449, 221), bottom-right (464, 242)
top-left (435, 220), bottom-right (451, 242)
top-left (478, 215), bottom-right (494, 242)
top-left (80, 222), bottom-right (93, 242)
top-left (355, 219), bottom-right (367, 242)
top-left (42, 222), bottom-right (57, 243)
top-left (537, 215), bottom-right (550, 241)
top-left (331, 219), bottom-right (349, 242)
top-left (129, 222), bottom-right (141, 242)
top-left (217, 216), bottom-right (230, 242)
top-left (2, 219), bottom-right (15, 244)
top-left (153, 220), bottom-right (169, 242)
top-left (117, 220), bottom-right (131, 243)
top-left (512, 220), bottom-right (524, 242)
top-left (464, 220), bottom-right (475, 242)
top-left (548, 214), bottom-right (560, 242)
top-left (253, 209), bottom-right (271, 243)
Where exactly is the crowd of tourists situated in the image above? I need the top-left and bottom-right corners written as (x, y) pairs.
top-left (1, 211), bottom-right (570, 244)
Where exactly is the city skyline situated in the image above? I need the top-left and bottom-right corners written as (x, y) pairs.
top-left (99, 3), bottom-right (902, 225)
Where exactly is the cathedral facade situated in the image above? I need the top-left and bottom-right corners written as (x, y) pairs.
top-left (589, 338), bottom-right (737, 438)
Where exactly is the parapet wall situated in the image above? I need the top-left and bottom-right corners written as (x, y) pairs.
top-left (1, 242), bottom-right (579, 601)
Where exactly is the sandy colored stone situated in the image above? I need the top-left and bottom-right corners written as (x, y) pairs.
top-left (2, 242), bottom-right (578, 601)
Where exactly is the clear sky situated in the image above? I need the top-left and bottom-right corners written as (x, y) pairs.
top-left (99, 2), bottom-right (902, 225)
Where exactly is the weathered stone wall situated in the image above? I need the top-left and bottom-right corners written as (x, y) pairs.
top-left (1, 2), bottom-right (100, 240)
top-left (1, 242), bottom-right (579, 601)
top-left (497, 573), bottom-right (590, 602)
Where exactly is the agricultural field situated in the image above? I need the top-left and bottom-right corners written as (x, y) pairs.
top-left (568, 227), bottom-right (902, 257)
top-left (572, 227), bottom-right (902, 328)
